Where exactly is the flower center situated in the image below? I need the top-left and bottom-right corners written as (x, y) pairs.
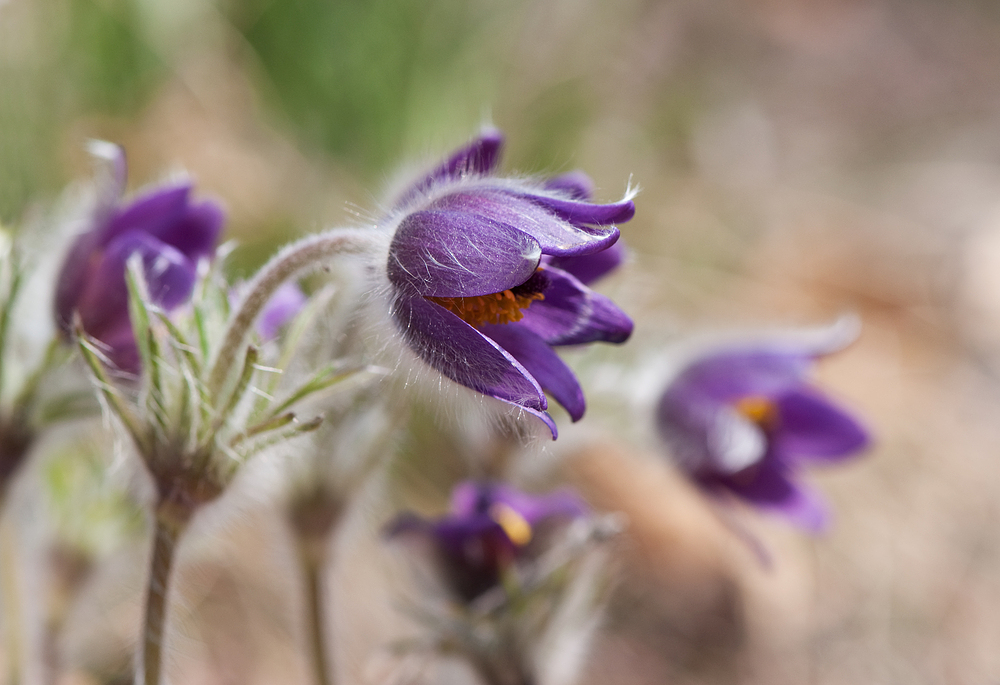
top-left (428, 268), bottom-right (547, 327)
top-left (489, 502), bottom-right (533, 546)
top-left (734, 395), bottom-right (779, 432)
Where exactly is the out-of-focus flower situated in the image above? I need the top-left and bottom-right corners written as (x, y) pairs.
top-left (387, 480), bottom-right (588, 603)
top-left (54, 144), bottom-right (224, 372)
top-left (656, 324), bottom-right (871, 531)
top-left (384, 130), bottom-right (635, 437)
top-left (257, 281), bottom-right (307, 341)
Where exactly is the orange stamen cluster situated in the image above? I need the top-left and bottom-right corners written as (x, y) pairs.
top-left (429, 288), bottom-right (545, 327)
top-left (734, 395), bottom-right (779, 431)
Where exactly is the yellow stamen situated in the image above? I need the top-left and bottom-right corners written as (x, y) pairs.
top-left (734, 395), bottom-right (779, 431)
top-left (489, 503), bottom-right (533, 546)
top-left (429, 289), bottom-right (544, 327)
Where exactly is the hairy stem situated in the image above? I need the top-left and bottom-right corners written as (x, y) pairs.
top-left (140, 509), bottom-right (187, 685)
top-left (207, 229), bottom-right (377, 402)
top-left (298, 536), bottom-right (332, 685)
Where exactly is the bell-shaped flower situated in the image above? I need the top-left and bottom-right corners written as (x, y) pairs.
top-left (387, 480), bottom-right (588, 603)
top-left (54, 145), bottom-right (224, 373)
top-left (384, 130), bottom-right (635, 437)
top-left (656, 322), bottom-right (871, 531)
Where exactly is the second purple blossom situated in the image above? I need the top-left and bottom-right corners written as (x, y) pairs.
top-left (54, 146), bottom-right (224, 373)
top-left (387, 481), bottom-right (588, 603)
top-left (656, 324), bottom-right (871, 531)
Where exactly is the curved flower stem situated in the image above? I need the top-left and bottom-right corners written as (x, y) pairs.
top-left (207, 229), bottom-right (378, 403)
top-left (298, 536), bottom-right (332, 685)
top-left (140, 509), bottom-right (188, 685)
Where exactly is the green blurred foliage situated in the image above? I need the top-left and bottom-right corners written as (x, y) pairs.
top-left (60, 0), bottom-right (164, 114)
top-left (229, 0), bottom-right (505, 177)
top-left (0, 0), bottom-right (165, 221)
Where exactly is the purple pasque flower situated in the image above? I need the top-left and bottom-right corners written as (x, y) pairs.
top-left (385, 130), bottom-right (635, 438)
top-left (54, 145), bottom-right (224, 373)
top-left (387, 480), bottom-right (588, 603)
top-left (656, 324), bottom-right (871, 531)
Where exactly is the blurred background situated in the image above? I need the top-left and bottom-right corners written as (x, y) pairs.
top-left (4, 0), bottom-right (1000, 683)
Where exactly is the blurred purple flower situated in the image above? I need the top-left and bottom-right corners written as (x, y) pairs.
top-left (387, 481), bottom-right (588, 603)
top-left (257, 281), bottom-right (308, 341)
top-left (54, 145), bottom-right (224, 373)
top-left (656, 324), bottom-right (871, 531)
top-left (386, 130), bottom-right (635, 437)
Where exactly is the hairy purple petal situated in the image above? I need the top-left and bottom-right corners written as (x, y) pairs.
top-left (387, 210), bottom-right (541, 297)
top-left (516, 267), bottom-right (632, 346)
top-left (545, 240), bottom-right (626, 285)
top-left (544, 171), bottom-right (594, 200)
top-left (521, 192), bottom-right (635, 226)
top-left (394, 129), bottom-right (505, 209)
top-left (481, 323), bottom-right (586, 421)
top-left (430, 190), bottom-right (620, 257)
top-left (391, 294), bottom-right (549, 414)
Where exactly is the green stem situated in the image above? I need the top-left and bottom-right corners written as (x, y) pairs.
top-left (140, 509), bottom-right (187, 685)
top-left (207, 229), bottom-right (377, 403)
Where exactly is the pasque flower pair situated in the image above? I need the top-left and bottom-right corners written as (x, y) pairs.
top-left (56, 134), bottom-right (633, 438)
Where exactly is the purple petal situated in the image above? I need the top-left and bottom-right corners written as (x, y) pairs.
top-left (544, 240), bottom-right (626, 285)
top-left (544, 171), bottom-right (594, 200)
top-left (391, 293), bottom-right (549, 415)
top-left (774, 389), bottom-right (870, 461)
top-left (150, 198), bottom-right (225, 262)
top-left (722, 461), bottom-right (830, 532)
top-left (54, 230), bottom-right (106, 332)
top-left (258, 281), bottom-right (308, 340)
top-left (92, 320), bottom-right (142, 375)
top-left (699, 451), bottom-right (830, 532)
top-left (387, 210), bottom-right (541, 297)
top-left (670, 350), bottom-right (813, 404)
top-left (488, 484), bottom-right (589, 524)
top-left (480, 323), bottom-right (586, 422)
top-left (394, 129), bottom-right (505, 209)
top-left (75, 233), bottom-right (196, 340)
top-left (520, 192), bottom-right (635, 226)
top-left (517, 267), bottom-right (633, 346)
top-left (104, 184), bottom-right (193, 246)
top-left (431, 190), bottom-right (620, 257)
